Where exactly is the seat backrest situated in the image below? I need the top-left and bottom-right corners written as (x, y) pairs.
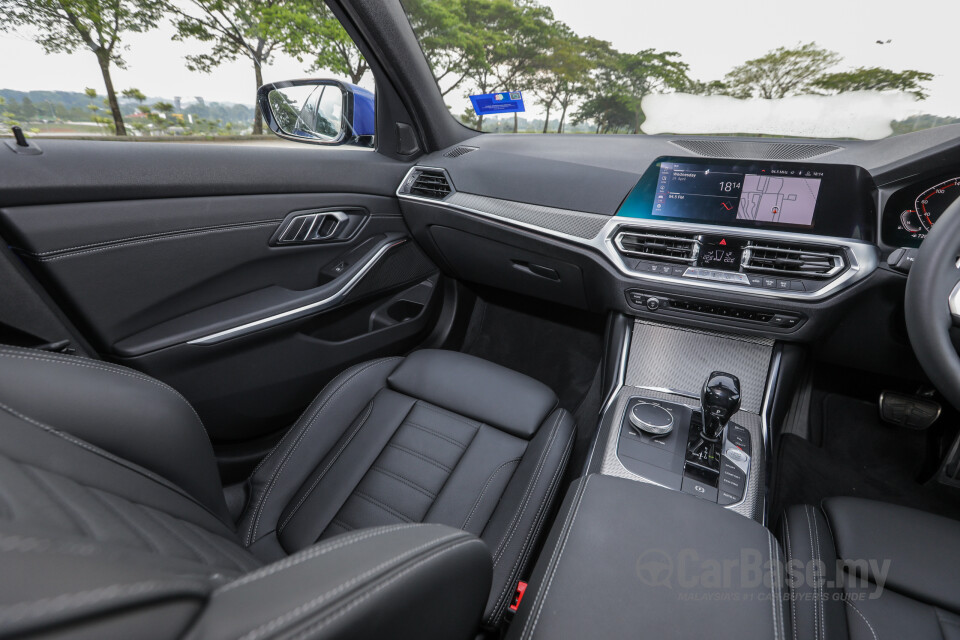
top-left (0, 346), bottom-right (261, 637)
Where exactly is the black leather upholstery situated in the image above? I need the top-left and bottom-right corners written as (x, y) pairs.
top-left (779, 498), bottom-right (960, 640)
top-left (239, 349), bottom-right (575, 625)
top-left (508, 474), bottom-right (790, 640)
top-left (0, 345), bottom-right (572, 638)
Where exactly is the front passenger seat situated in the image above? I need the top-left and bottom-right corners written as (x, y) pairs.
top-left (0, 346), bottom-right (575, 638)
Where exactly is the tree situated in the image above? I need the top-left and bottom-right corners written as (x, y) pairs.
top-left (0, 0), bottom-right (164, 136)
top-left (487, 0), bottom-right (555, 133)
top-left (287, 1), bottom-right (369, 84)
top-left (122, 87), bottom-right (147, 107)
top-left (813, 67), bottom-right (934, 99)
top-left (616, 49), bottom-right (690, 133)
top-left (573, 92), bottom-right (633, 134)
top-left (531, 23), bottom-right (595, 133)
top-left (724, 42), bottom-right (841, 99)
top-left (405, 0), bottom-right (480, 97)
top-left (168, 0), bottom-right (315, 134)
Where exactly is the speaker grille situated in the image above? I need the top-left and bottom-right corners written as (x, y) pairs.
top-left (670, 139), bottom-right (841, 160)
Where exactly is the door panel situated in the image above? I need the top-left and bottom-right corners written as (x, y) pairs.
top-left (0, 144), bottom-right (441, 445)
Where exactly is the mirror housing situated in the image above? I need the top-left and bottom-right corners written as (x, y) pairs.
top-left (257, 79), bottom-right (375, 147)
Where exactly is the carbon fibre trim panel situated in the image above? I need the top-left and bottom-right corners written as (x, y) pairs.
top-left (600, 386), bottom-right (764, 522)
top-left (625, 320), bottom-right (773, 414)
top-left (444, 192), bottom-right (610, 239)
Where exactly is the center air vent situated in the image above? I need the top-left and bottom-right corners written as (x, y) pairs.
top-left (405, 168), bottom-right (452, 200)
top-left (742, 241), bottom-right (845, 278)
top-left (615, 230), bottom-right (699, 264)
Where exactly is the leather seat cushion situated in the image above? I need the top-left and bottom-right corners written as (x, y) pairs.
top-left (239, 350), bottom-right (575, 626)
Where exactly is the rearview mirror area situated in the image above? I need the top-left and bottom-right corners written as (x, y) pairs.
top-left (257, 79), bottom-right (375, 147)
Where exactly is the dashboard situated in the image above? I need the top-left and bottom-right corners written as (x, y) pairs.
top-left (395, 125), bottom-right (960, 374)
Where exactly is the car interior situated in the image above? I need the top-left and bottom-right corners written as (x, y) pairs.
top-left (2, 1), bottom-right (960, 639)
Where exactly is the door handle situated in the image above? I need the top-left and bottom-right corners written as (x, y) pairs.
top-left (273, 210), bottom-right (353, 245)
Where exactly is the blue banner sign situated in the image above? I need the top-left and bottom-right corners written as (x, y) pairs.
top-left (470, 91), bottom-right (525, 116)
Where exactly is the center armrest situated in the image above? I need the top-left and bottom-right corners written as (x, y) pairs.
top-left (508, 474), bottom-right (788, 640)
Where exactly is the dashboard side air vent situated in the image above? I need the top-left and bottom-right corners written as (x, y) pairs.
top-left (742, 241), bottom-right (845, 278)
top-left (669, 139), bottom-right (841, 160)
top-left (405, 168), bottom-right (453, 200)
top-left (443, 145), bottom-right (478, 158)
top-left (615, 230), bottom-right (699, 264)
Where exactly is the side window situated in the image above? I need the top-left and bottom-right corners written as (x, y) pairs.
top-left (0, 1), bottom-right (373, 145)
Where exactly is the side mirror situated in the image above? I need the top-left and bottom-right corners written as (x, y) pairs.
top-left (257, 79), bottom-right (375, 147)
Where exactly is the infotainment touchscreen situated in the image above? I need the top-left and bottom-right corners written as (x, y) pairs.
top-left (614, 157), bottom-right (874, 239)
top-left (651, 161), bottom-right (822, 227)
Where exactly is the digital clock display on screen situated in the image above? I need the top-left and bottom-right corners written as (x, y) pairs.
top-left (650, 162), bottom-right (822, 227)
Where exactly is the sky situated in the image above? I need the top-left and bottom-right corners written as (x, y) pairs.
top-left (1, 0), bottom-right (957, 119)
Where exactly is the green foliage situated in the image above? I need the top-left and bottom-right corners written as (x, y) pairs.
top-left (813, 67), bottom-right (934, 100)
top-left (283, 1), bottom-right (370, 84)
top-left (723, 42), bottom-right (842, 99)
top-left (0, 0), bottom-right (164, 136)
top-left (168, 0), bottom-right (318, 133)
top-left (122, 88), bottom-right (147, 104)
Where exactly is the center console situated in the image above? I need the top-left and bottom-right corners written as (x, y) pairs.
top-left (587, 319), bottom-right (775, 522)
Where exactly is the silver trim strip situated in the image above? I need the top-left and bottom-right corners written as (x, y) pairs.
top-left (634, 385), bottom-right (699, 400)
top-left (397, 165), bottom-right (879, 302)
top-left (187, 240), bottom-right (405, 345)
top-left (758, 346), bottom-right (782, 525)
top-left (600, 324), bottom-right (632, 416)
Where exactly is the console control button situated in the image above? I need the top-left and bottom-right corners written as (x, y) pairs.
top-left (762, 277), bottom-right (778, 289)
top-left (728, 424), bottom-right (752, 455)
top-left (725, 447), bottom-right (747, 463)
top-left (629, 401), bottom-right (674, 436)
top-left (720, 458), bottom-right (747, 493)
top-left (681, 475), bottom-right (719, 502)
top-left (646, 297), bottom-right (661, 311)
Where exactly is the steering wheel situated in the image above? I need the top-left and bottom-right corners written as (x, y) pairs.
top-left (905, 197), bottom-right (960, 410)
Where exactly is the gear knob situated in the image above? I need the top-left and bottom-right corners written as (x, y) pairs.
top-left (700, 372), bottom-right (741, 441)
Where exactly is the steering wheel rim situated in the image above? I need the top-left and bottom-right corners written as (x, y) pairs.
top-left (905, 196), bottom-right (960, 410)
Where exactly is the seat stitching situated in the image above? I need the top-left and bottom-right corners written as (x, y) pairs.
top-left (137, 504), bottom-right (212, 565)
top-left (276, 401), bottom-right (375, 534)
top-left (783, 512), bottom-right (799, 640)
top-left (768, 532), bottom-right (781, 640)
top-left (22, 467), bottom-right (98, 539)
top-left (240, 536), bottom-right (474, 640)
top-left (33, 221), bottom-right (282, 262)
top-left (0, 579), bottom-right (206, 626)
top-left (0, 350), bottom-right (210, 438)
top-left (0, 401), bottom-right (228, 527)
top-left (177, 519), bottom-right (256, 573)
top-left (491, 411), bottom-right (564, 566)
top-left (370, 467), bottom-right (437, 499)
top-left (234, 532), bottom-right (469, 640)
top-left (218, 524), bottom-right (418, 593)
top-left (245, 357), bottom-right (402, 545)
top-left (811, 505), bottom-right (826, 640)
top-left (27, 219), bottom-right (284, 257)
top-left (86, 490), bottom-right (165, 554)
top-left (845, 601), bottom-right (879, 640)
top-left (520, 474), bottom-right (593, 639)
top-left (403, 421), bottom-right (469, 449)
top-left (461, 458), bottom-right (521, 530)
top-left (413, 402), bottom-right (482, 428)
top-left (385, 443), bottom-right (453, 473)
top-left (804, 506), bottom-right (821, 640)
top-left (352, 491), bottom-right (416, 523)
top-left (489, 424), bottom-right (574, 624)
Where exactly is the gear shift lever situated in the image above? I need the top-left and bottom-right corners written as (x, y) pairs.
top-left (700, 372), bottom-right (741, 442)
top-left (686, 371), bottom-right (741, 477)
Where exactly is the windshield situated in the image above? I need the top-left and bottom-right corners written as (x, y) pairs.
top-left (403, 0), bottom-right (959, 139)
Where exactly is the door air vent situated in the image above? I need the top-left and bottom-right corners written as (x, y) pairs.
top-left (406, 169), bottom-right (453, 200)
top-left (615, 230), bottom-right (699, 264)
top-left (742, 241), bottom-right (845, 278)
top-left (443, 145), bottom-right (478, 158)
